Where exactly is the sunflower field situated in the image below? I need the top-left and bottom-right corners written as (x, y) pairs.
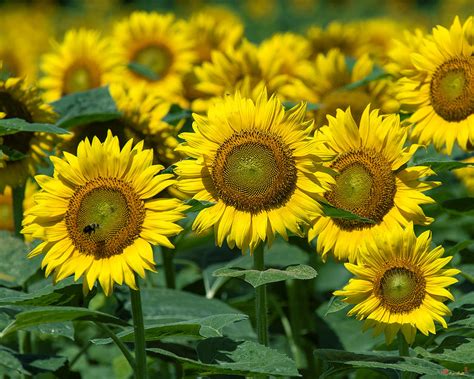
top-left (0, 0), bottom-right (473, 378)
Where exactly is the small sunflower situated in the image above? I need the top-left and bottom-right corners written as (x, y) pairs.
top-left (192, 40), bottom-right (289, 112)
top-left (0, 77), bottom-right (57, 190)
top-left (306, 21), bottom-right (359, 58)
top-left (334, 224), bottom-right (459, 345)
top-left (111, 11), bottom-right (195, 102)
top-left (282, 49), bottom-right (399, 129)
top-left (39, 28), bottom-right (121, 102)
top-left (22, 131), bottom-right (188, 295)
top-left (175, 90), bottom-right (334, 253)
top-left (453, 157), bottom-right (474, 194)
top-left (309, 106), bottom-right (438, 262)
top-left (396, 16), bottom-right (474, 154)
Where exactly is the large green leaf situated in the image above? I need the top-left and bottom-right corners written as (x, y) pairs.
top-left (414, 336), bottom-right (474, 366)
top-left (93, 314), bottom-right (248, 344)
top-left (412, 160), bottom-right (474, 173)
top-left (130, 288), bottom-right (255, 340)
top-left (127, 62), bottom-right (160, 81)
top-left (0, 231), bottom-right (41, 288)
top-left (0, 118), bottom-right (69, 136)
top-left (52, 86), bottom-right (121, 129)
top-left (0, 347), bottom-right (67, 376)
top-left (321, 203), bottom-right (375, 224)
top-left (314, 349), bottom-right (449, 376)
top-left (1, 306), bottom-right (128, 336)
top-left (149, 337), bottom-right (299, 377)
top-left (213, 264), bottom-right (317, 288)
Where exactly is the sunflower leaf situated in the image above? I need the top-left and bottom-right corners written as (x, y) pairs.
top-left (0, 118), bottom-right (69, 136)
top-left (321, 203), bottom-right (375, 224)
top-left (52, 86), bottom-right (121, 129)
top-left (414, 336), bottom-right (474, 366)
top-left (0, 145), bottom-right (28, 161)
top-left (127, 62), bottom-right (160, 81)
top-left (343, 64), bottom-right (389, 90)
top-left (0, 306), bottom-right (128, 336)
top-left (213, 264), bottom-right (317, 288)
top-left (441, 198), bottom-right (474, 214)
top-left (412, 160), bottom-right (474, 172)
top-left (324, 297), bottom-right (349, 316)
top-left (283, 101), bottom-right (321, 111)
top-left (184, 199), bottom-right (215, 213)
top-left (148, 337), bottom-right (300, 377)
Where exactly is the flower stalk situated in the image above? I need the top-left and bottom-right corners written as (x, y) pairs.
top-left (130, 284), bottom-right (147, 379)
top-left (253, 243), bottom-right (268, 346)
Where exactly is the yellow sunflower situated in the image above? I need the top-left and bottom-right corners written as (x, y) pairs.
top-left (192, 40), bottom-right (289, 112)
top-left (22, 131), bottom-right (188, 295)
top-left (453, 157), bottom-right (474, 194)
top-left (334, 223), bottom-right (460, 345)
top-left (309, 106), bottom-right (438, 262)
top-left (282, 49), bottom-right (399, 129)
top-left (111, 11), bottom-right (195, 103)
top-left (174, 90), bottom-right (334, 253)
top-left (306, 21), bottom-right (360, 58)
top-left (0, 77), bottom-right (57, 191)
top-left (396, 16), bottom-right (474, 154)
top-left (39, 28), bottom-right (122, 102)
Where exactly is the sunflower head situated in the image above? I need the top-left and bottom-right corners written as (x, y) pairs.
top-left (0, 77), bottom-right (58, 190)
top-left (39, 28), bottom-right (122, 102)
top-left (175, 89), bottom-right (334, 253)
top-left (397, 16), bottom-right (474, 154)
top-left (309, 106), bottom-right (439, 262)
top-left (334, 224), bottom-right (460, 344)
top-left (22, 130), bottom-right (188, 295)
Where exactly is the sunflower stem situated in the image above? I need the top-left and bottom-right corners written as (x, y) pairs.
top-left (397, 332), bottom-right (411, 379)
top-left (253, 243), bottom-right (268, 347)
top-left (12, 185), bottom-right (25, 239)
top-left (130, 285), bottom-right (148, 379)
top-left (96, 323), bottom-right (135, 371)
top-left (162, 247), bottom-right (176, 289)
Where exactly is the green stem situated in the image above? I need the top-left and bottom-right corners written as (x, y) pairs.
top-left (96, 323), bottom-right (135, 370)
top-left (69, 341), bottom-right (93, 369)
top-left (397, 332), bottom-right (411, 379)
top-left (130, 285), bottom-right (148, 379)
top-left (253, 243), bottom-right (268, 347)
top-left (12, 185), bottom-right (25, 239)
top-left (19, 330), bottom-right (32, 379)
top-left (161, 247), bottom-right (176, 289)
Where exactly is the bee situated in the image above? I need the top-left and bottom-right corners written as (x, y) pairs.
top-left (83, 223), bottom-right (100, 235)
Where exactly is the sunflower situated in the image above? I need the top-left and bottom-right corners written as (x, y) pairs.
top-left (192, 40), bottom-right (289, 112)
top-left (22, 131), bottom-right (188, 295)
top-left (174, 90), bottom-right (334, 253)
top-left (334, 224), bottom-right (459, 345)
top-left (0, 77), bottom-right (57, 191)
top-left (396, 16), bottom-right (474, 154)
top-left (111, 11), bottom-right (195, 103)
top-left (306, 21), bottom-right (360, 58)
top-left (39, 28), bottom-right (121, 102)
top-left (309, 106), bottom-right (438, 262)
top-left (453, 157), bottom-right (474, 194)
top-left (282, 49), bottom-right (399, 129)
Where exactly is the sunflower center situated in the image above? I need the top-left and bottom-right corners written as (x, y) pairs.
top-left (211, 130), bottom-right (297, 213)
top-left (325, 149), bottom-right (396, 231)
top-left (133, 45), bottom-right (172, 79)
top-left (65, 177), bottom-right (145, 259)
top-left (317, 90), bottom-right (372, 127)
top-left (377, 266), bottom-right (426, 314)
top-left (430, 57), bottom-right (474, 122)
top-left (63, 64), bottom-right (101, 95)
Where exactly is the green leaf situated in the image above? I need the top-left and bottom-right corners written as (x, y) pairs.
top-left (0, 231), bottom-right (41, 288)
top-left (0, 347), bottom-right (68, 376)
top-left (460, 264), bottom-right (474, 283)
top-left (1, 306), bottom-right (128, 336)
top-left (148, 337), bottom-right (300, 377)
top-left (93, 314), bottom-right (248, 344)
top-left (314, 349), bottom-right (448, 376)
top-left (0, 118), bottom-right (69, 136)
top-left (442, 198), bottom-right (474, 215)
top-left (324, 297), bottom-right (349, 316)
top-left (184, 199), bottom-right (215, 213)
top-left (414, 336), bottom-right (474, 366)
top-left (412, 159), bottom-right (474, 173)
top-left (52, 86), bottom-right (121, 129)
top-left (283, 101), bottom-right (320, 111)
top-left (0, 145), bottom-right (28, 160)
top-left (127, 62), bottom-right (160, 81)
top-left (445, 240), bottom-right (474, 256)
top-left (0, 347), bottom-right (29, 375)
top-left (163, 108), bottom-right (192, 124)
top-left (213, 264), bottom-right (317, 288)
top-left (321, 203), bottom-right (375, 224)
top-left (343, 66), bottom-right (389, 90)
top-left (130, 288), bottom-right (255, 340)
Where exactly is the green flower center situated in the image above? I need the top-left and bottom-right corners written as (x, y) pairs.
top-left (430, 57), bottom-right (474, 122)
top-left (211, 130), bottom-right (297, 213)
top-left (65, 177), bottom-right (145, 258)
top-left (377, 266), bottom-right (426, 314)
top-left (63, 64), bottom-right (101, 95)
top-left (325, 149), bottom-right (396, 231)
top-left (133, 45), bottom-right (172, 80)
